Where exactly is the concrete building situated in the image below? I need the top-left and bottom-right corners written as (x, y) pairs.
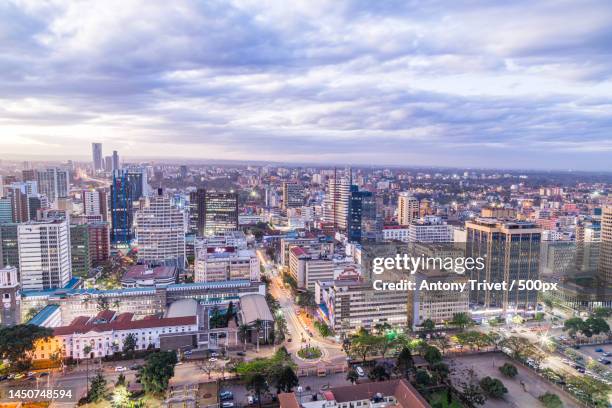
top-left (88, 222), bottom-right (111, 266)
top-left (281, 181), bottom-right (304, 210)
top-left (598, 206), bottom-right (612, 284)
top-left (408, 216), bottom-right (454, 242)
top-left (0, 223), bottom-right (19, 269)
top-left (92, 142), bottom-right (103, 172)
top-left (0, 266), bottom-right (20, 326)
top-left (82, 189), bottom-right (108, 221)
top-left (70, 223), bottom-right (91, 278)
top-left (323, 177), bottom-right (350, 231)
top-left (318, 379), bottom-right (430, 408)
top-left (37, 168), bottom-right (69, 205)
top-left (382, 226), bottom-right (410, 242)
top-left (135, 190), bottom-right (186, 269)
top-left (397, 193), bottom-right (419, 226)
top-left (204, 191), bottom-right (238, 236)
top-left (18, 220), bottom-right (72, 291)
top-left (195, 247), bottom-right (259, 282)
top-left (121, 265), bottom-right (178, 288)
top-left (239, 294), bottom-right (274, 344)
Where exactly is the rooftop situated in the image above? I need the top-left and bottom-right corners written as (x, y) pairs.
top-left (327, 379), bottom-right (429, 408)
top-left (122, 265), bottom-right (178, 281)
top-left (27, 304), bottom-right (60, 326)
top-left (240, 294), bottom-right (273, 324)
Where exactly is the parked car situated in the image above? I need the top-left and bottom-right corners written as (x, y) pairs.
top-left (13, 373), bottom-right (25, 380)
top-left (236, 351), bottom-right (246, 356)
top-left (209, 357), bottom-right (218, 362)
top-left (220, 391), bottom-right (233, 401)
top-left (129, 364), bottom-right (142, 370)
top-left (221, 402), bottom-right (234, 408)
top-left (184, 350), bottom-right (192, 355)
top-left (248, 395), bottom-right (259, 405)
top-left (211, 352), bottom-right (219, 357)
top-left (355, 366), bottom-right (365, 377)
top-left (596, 348), bottom-right (604, 353)
top-left (114, 366), bottom-right (127, 372)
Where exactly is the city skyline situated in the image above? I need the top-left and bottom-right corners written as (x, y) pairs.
top-left (1, 1), bottom-right (611, 170)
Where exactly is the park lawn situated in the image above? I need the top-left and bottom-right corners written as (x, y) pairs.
top-left (428, 390), bottom-right (464, 408)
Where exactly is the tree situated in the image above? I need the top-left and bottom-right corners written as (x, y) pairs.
top-left (585, 316), bottom-right (610, 337)
top-left (0, 324), bottom-right (53, 372)
top-left (346, 368), bottom-right (359, 384)
top-left (198, 359), bottom-right (218, 379)
top-left (83, 345), bottom-right (93, 395)
top-left (314, 321), bottom-right (332, 337)
top-left (433, 336), bottom-right (451, 355)
top-left (499, 363), bottom-right (518, 378)
top-left (139, 351), bottom-right (178, 395)
top-left (538, 392), bottom-right (562, 408)
top-left (543, 298), bottom-right (553, 312)
top-left (253, 319), bottom-right (264, 351)
top-left (116, 373), bottom-right (126, 386)
top-left (421, 319), bottom-right (436, 335)
top-left (563, 317), bottom-right (585, 337)
top-left (96, 296), bottom-right (110, 312)
top-left (246, 373), bottom-right (269, 408)
top-left (275, 366), bottom-right (299, 393)
top-left (369, 364), bottom-right (391, 382)
top-left (593, 307), bottom-right (612, 318)
top-left (239, 324), bottom-right (250, 351)
top-left (430, 362), bottom-right (450, 385)
top-left (111, 385), bottom-right (131, 408)
top-left (415, 369), bottom-right (431, 388)
top-left (226, 301), bottom-right (236, 325)
top-left (396, 346), bottom-right (414, 377)
top-left (88, 371), bottom-right (107, 403)
top-left (123, 333), bottom-right (137, 356)
top-left (457, 368), bottom-right (486, 406)
top-left (480, 377), bottom-right (507, 399)
top-left (424, 346), bottom-right (442, 365)
top-left (450, 312), bottom-right (474, 331)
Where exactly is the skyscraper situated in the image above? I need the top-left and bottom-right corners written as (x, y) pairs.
top-left (82, 189), bottom-right (108, 221)
top-left (70, 223), bottom-right (91, 277)
top-left (347, 185), bottom-right (378, 243)
top-left (88, 222), bottom-right (111, 266)
top-left (112, 150), bottom-right (120, 171)
top-left (323, 177), bottom-right (350, 230)
top-left (204, 191), bottom-right (238, 236)
top-left (92, 142), bottom-right (103, 172)
top-left (189, 188), bottom-right (206, 236)
top-left (37, 168), bottom-right (69, 204)
top-left (110, 170), bottom-right (134, 244)
top-left (135, 189), bottom-right (186, 268)
top-left (281, 181), bottom-right (304, 210)
top-left (18, 220), bottom-right (72, 290)
top-left (465, 218), bottom-right (542, 313)
top-left (398, 192), bottom-right (419, 226)
top-left (598, 206), bottom-right (612, 285)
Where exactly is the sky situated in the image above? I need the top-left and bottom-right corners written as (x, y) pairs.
top-left (1, 0), bottom-right (611, 170)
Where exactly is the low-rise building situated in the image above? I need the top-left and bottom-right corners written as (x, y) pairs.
top-left (195, 247), bottom-right (259, 282)
top-left (318, 379), bottom-right (430, 408)
top-left (121, 265), bottom-right (178, 288)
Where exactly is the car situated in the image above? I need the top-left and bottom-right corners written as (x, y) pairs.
top-left (562, 359), bottom-right (571, 364)
top-left (248, 396), bottom-right (259, 405)
top-left (577, 367), bottom-right (586, 373)
top-left (355, 366), bottom-right (365, 377)
top-left (221, 402), bottom-right (234, 408)
top-left (602, 360), bottom-right (611, 365)
top-left (184, 350), bottom-right (193, 355)
top-left (220, 391), bottom-right (233, 401)
top-left (129, 364), bottom-right (142, 370)
top-left (13, 373), bottom-right (25, 380)
top-left (572, 345), bottom-right (581, 349)
top-left (604, 352), bottom-right (612, 357)
top-left (287, 338), bottom-right (292, 342)
top-left (236, 351), bottom-right (246, 356)
top-left (0, 375), bottom-right (8, 382)
top-left (114, 366), bottom-right (127, 372)
top-left (211, 352), bottom-right (219, 357)
top-left (38, 372), bottom-right (49, 377)
top-left (596, 348), bottom-right (604, 353)
top-left (209, 357), bottom-right (218, 362)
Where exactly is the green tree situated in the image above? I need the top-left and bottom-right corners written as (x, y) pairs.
top-left (433, 336), bottom-right (451, 355)
top-left (593, 307), bottom-right (612, 318)
top-left (112, 385), bottom-right (132, 408)
top-left (138, 351), bottom-right (178, 395)
top-left (96, 296), bottom-right (110, 312)
top-left (421, 319), bottom-right (436, 335)
top-left (275, 365), bottom-right (299, 393)
top-left (369, 364), bottom-right (391, 382)
top-left (396, 346), bottom-right (414, 377)
top-left (253, 319), bottom-right (263, 352)
top-left (450, 312), bottom-right (474, 331)
top-left (430, 362), bottom-right (450, 385)
top-left (480, 377), bottom-right (507, 399)
top-left (563, 317), bottom-right (584, 337)
top-left (116, 372), bottom-right (126, 386)
top-left (415, 369), bottom-right (431, 388)
top-left (0, 324), bottom-right (53, 372)
top-left (538, 392), bottom-right (563, 408)
top-left (246, 373), bottom-right (269, 408)
top-left (424, 346), bottom-right (442, 365)
top-left (123, 333), bottom-right (137, 356)
top-left (314, 321), bottom-right (332, 337)
top-left (457, 368), bottom-right (486, 406)
top-left (239, 324), bottom-right (250, 352)
top-left (346, 368), bottom-right (359, 384)
top-left (499, 363), bottom-right (518, 378)
top-left (88, 371), bottom-right (107, 403)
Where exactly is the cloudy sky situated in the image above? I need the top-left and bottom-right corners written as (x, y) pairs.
top-left (1, 0), bottom-right (611, 170)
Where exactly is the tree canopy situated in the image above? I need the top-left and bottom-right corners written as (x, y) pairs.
top-left (0, 324), bottom-right (53, 372)
top-left (138, 351), bottom-right (178, 395)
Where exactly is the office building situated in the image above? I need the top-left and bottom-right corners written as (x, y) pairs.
top-left (22, 169), bottom-right (38, 182)
top-left (465, 218), bottom-right (542, 313)
top-left (88, 222), bottom-right (111, 266)
top-left (121, 265), bottom-right (178, 288)
top-left (135, 190), bottom-right (186, 268)
top-left (323, 177), bottom-right (350, 230)
top-left (110, 170), bottom-right (135, 244)
top-left (70, 224), bottom-right (91, 278)
top-left (398, 192), bottom-right (419, 226)
top-left (347, 185), bottom-right (378, 243)
top-left (37, 168), bottom-right (69, 204)
top-left (189, 188), bottom-right (206, 236)
top-left (598, 206), bottom-right (612, 284)
top-left (4, 186), bottom-right (29, 222)
top-left (281, 181), bottom-right (304, 210)
top-left (112, 150), bottom-right (120, 171)
top-left (408, 216), bottom-right (454, 242)
top-left (0, 266), bottom-right (20, 326)
top-left (0, 198), bottom-right (12, 223)
top-left (82, 189), bottom-right (108, 221)
top-left (0, 224), bottom-right (19, 269)
top-left (203, 191), bottom-right (238, 236)
top-left (195, 247), bottom-right (259, 282)
top-left (18, 220), bottom-right (72, 291)
top-left (92, 142), bottom-right (103, 172)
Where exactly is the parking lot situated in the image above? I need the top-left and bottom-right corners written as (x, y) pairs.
top-left (448, 353), bottom-right (580, 408)
top-left (573, 343), bottom-right (612, 365)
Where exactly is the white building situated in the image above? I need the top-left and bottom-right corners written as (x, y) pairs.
top-left (195, 247), bottom-right (259, 282)
top-left (0, 266), bottom-right (20, 326)
top-left (81, 189), bottom-right (107, 221)
top-left (397, 192), bottom-right (419, 226)
top-left (323, 177), bottom-right (350, 230)
top-left (37, 168), bottom-right (69, 205)
top-left (382, 226), bottom-right (410, 242)
top-left (408, 216), bottom-right (453, 242)
top-left (135, 191), bottom-right (186, 268)
top-left (18, 220), bottom-right (72, 290)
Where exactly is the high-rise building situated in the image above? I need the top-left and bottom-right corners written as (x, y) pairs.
top-left (204, 191), bottom-right (238, 236)
top-left (323, 177), bottom-right (350, 230)
top-left (37, 168), bottom-right (69, 205)
top-left (0, 198), bottom-right (12, 223)
top-left (112, 150), bottom-right (120, 171)
top-left (0, 224), bottom-right (19, 270)
top-left (135, 189), bottom-right (186, 268)
top-left (408, 216), bottom-right (454, 242)
top-left (4, 186), bottom-right (29, 223)
top-left (598, 206), bottom-right (612, 285)
top-left (104, 156), bottom-right (113, 172)
top-left (189, 188), bottom-right (206, 236)
top-left (88, 222), bottom-right (111, 266)
top-left (92, 142), bottom-right (103, 172)
top-left (70, 224), bottom-right (91, 278)
top-left (22, 169), bottom-right (38, 182)
top-left (82, 189), bottom-right (108, 221)
top-left (281, 181), bottom-right (304, 210)
top-left (18, 220), bottom-right (72, 290)
top-left (347, 185), bottom-right (378, 243)
top-left (465, 218), bottom-right (541, 313)
top-left (110, 170), bottom-right (135, 244)
top-left (397, 192), bottom-right (419, 226)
